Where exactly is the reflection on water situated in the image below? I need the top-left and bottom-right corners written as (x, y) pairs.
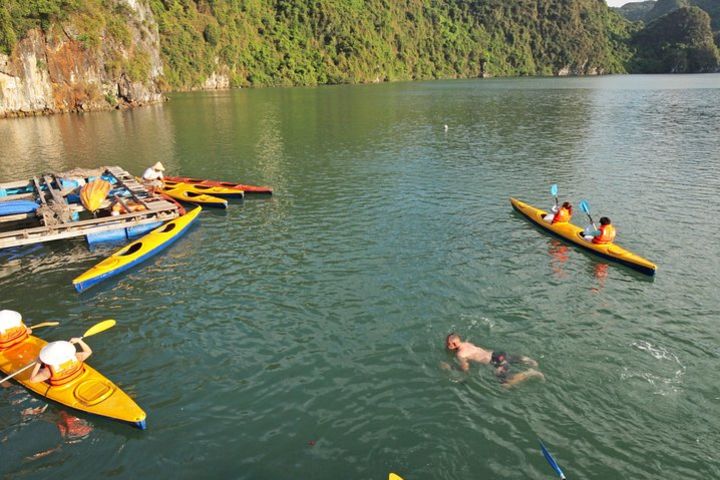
top-left (1, 75), bottom-right (720, 479)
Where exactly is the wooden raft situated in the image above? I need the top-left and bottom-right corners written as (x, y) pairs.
top-left (0, 166), bottom-right (180, 249)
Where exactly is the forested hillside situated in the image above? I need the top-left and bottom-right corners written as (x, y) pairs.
top-left (0, 0), bottom-right (716, 117)
top-left (631, 6), bottom-right (719, 72)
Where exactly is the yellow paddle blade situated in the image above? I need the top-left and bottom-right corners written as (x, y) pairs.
top-left (82, 319), bottom-right (116, 338)
top-left (389, 474), bottom-right (404, 480)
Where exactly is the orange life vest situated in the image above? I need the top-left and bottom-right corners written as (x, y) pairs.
top-left (593, 224), bottom-right (616, 244)
top-left (552, 207), bottom-right (572, 224)
top-left (47, 358), bottom-right (85, 386)
top-left (0, 325), bottom-right (28, 350)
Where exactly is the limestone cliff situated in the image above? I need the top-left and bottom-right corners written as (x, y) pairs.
top-left (0, 0), bottom-right (164, 118)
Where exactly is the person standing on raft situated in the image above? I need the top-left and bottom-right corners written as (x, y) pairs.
top-left (29, 338), bottom-right (92, 385)
top-left (445, 333), bottom-right (544, 387)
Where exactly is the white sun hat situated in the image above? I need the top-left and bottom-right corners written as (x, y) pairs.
top-left (0, 310), bottom-right (22, 333)
top-left (152, 162), bottom-right (165, 171)
top-left (39, 341), bottom-right (77, 367)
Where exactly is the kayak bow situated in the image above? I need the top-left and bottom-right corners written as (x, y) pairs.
top-left (510, 197), bottom-right (657, 276)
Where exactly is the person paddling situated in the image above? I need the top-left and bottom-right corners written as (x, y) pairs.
top-left (445, 333), bottom-right (544, 387)
top-left (29, 338), bottom-right (92, 386)
top-left (141, 161), bottom-right (165, 189)
top-left (544, 201), bottom-right (573, 224)
top-left (584, 216), bottom-right (616, 244)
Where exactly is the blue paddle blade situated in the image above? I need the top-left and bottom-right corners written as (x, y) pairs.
top-left (579, 199), bottom-right (590, 214)
top-left (540, 441), bottom-right (566, 479)
top-left (550, 184), bottom-right (558, 196)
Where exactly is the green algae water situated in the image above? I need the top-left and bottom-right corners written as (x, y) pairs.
top-left (1, 75), bottom-right (719, 479)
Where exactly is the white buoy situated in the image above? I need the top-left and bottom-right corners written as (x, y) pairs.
top-left (444, 124), bottom-right (448, 132)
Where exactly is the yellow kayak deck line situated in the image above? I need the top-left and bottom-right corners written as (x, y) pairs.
top-left (0, 336), bottom-right (146, 429)
top-left (510, 198), bottom-right (657, 276)
top-left (73, 206), bottom-right (202, 292)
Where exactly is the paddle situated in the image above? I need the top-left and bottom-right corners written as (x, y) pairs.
top-left (0, 319), bottom-right (116, 384)
top-left (540, 441), bottom-right (567, 479)
top-left (550, 184), bottom-right (559, 208)
top-left (30, 322), bottom-right (59, 330)
top-left (579, 200), bottom-right (597, 231)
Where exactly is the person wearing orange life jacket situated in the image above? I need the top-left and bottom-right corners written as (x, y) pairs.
top-left (544, 202), bottom-right (573, 224)
top-left (29, 338), bottom-right (92, 386)
top-left (584, 216), bottom-right (616, 244)
top-left (0, 309), bottom-right (32, 352)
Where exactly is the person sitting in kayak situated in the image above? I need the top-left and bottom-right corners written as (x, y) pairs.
top-left (29, 338), bottom-right (92, 386)
top-left (584, 217), bottom-right (616, 244)
top-left (0, 309), bottom-right (32, 351)
top-left (445, 333), bottom-right (544, 387)
top-left (141, 162), bottom-right (165, 189)
top-left (544, 202), bottom-right (572, 224)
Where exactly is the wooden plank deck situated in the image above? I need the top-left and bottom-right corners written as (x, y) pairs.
top-left (0, 166), bottom-right (181, 250)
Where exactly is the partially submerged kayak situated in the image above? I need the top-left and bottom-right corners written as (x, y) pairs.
top-left (165, 176), bottom-right (273, 195)
top-left (0, 335), bottom-right (146, 429)
top-left (160, 186), bottom-right (228, 209)
top-left (73, 206), bottom-right (202, 292)
top-left (510, 197), bottom-right (657, 276)
top-left (162, 180), bottom-right (245, 199)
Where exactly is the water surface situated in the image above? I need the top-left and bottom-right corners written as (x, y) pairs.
top-left (1, 74), bottom-right (719, 479)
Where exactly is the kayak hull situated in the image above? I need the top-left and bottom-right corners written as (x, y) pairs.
top-left (73, 206), bottom-right (202, 292)
top-left (165, 176), bottom-right (273, 195)
top-left (0, 200), bottom-right (38, 216)
top-left (510, 198), bottom-right (657, 276)
top-left (160, 187), bottom-right (228, 209)
top-left (0, 336), bottom-right (146, 428)
top-left (161, 180), bottom-right (245, 199)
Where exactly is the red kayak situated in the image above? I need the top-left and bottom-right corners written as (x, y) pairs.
top-left (164, 176), bottom-right (273, 195)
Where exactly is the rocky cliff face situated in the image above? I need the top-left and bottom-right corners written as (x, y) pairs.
top-left (0, 0), bottom-right (164, 118)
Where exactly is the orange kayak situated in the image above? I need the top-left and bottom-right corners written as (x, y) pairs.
top-left (165, 176), bottom-right (273, 195)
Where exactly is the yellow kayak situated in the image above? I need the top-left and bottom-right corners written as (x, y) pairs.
top-left (0, 335), bottom-right (146, 429)
top-left (510, 198), bottom-right (657, 276)
top-left (160, 185), bottom-right (228, 208)
top-left (162, 180), bottom-right (244, 199)
top-left (73, 206), bottom-right (202, 292)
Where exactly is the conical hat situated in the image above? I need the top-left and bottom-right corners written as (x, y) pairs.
top-left (0, 310), bottom-right (22, 333)
top-left (39, 341), bottom-right (76, 367)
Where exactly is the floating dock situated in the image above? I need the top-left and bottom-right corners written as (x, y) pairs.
top-left (0, 166), bottom-right (181, 250)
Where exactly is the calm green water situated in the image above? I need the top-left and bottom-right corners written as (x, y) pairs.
top-left (1, 75), bottom-right (719, 479)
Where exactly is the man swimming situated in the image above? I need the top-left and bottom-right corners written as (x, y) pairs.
top-left (445, 333), bottom-right (544, 387)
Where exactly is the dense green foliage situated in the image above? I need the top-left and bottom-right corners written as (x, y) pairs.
top-left (144, 0), bottom-right (634, 89)
top-left (3, 0), bottom-right (717, 91)
top-left (618, 0), bottom-right (720, 31)
top-left (630, 6), bottom-right (719, 72)
top-left (614, 1), bottom-right (657, 22)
